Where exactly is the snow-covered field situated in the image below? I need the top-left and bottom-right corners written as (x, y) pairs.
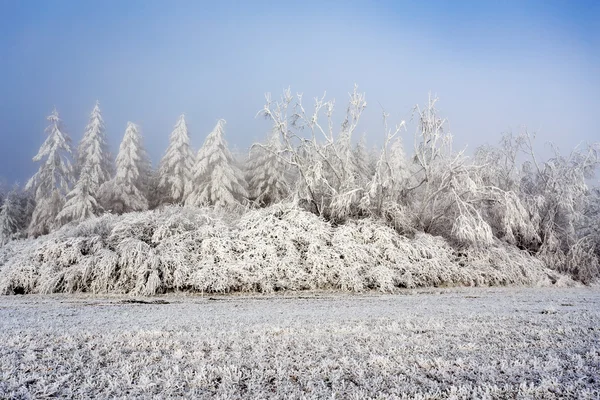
top-left (1, 288), bottom-right (599, 399)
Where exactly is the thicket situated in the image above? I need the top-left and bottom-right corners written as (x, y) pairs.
top-left (0, 87), bottom-right (598, 294)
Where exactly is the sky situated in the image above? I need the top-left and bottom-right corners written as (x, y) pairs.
top-left (0, 0), bottom-right (598, 185)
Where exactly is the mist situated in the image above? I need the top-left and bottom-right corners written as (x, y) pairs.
top-left (1, 0), bottom-right (598, 184)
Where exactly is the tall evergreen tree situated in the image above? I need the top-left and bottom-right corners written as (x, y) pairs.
top-left (98, 122), bottom-right (148, 213)
top-left (0, 178), bottom-right (8, 208)
top-left (0, 186), bottom-right (25, 245)
top-left (246, 130), bottom-right (289, 206)
top-left (57, 102), bottom-right (112, 225)
top-left (157, 114), bottom-right (194, 205)
top-left (75, 101), bottom-right (112, 190)
top-left (26, 109), bottom-right (74, 236)
top-left (186, 119), bottom-right (247, 208)
top-left (56, 166), bottom-right (100, 225)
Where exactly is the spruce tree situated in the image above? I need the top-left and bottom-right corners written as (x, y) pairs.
top-left (186, 119), bottom-right (247, 208)
top-left (98, 122), bottom-right (148, 213)
top-left (157, 114), bottom-right (194, 205)
top-left (75, 101), bottom-right (112, 190)
top-left (26, 109), bottom-right (74, 236)
top-left (56, 166), bottom-right (100, 225)
top-left (0, 186), bottom-right (25, 245)
top-left (246, 130), bottom-right (289, 206)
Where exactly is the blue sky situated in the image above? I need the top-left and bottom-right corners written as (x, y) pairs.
top-left (0, 0), bottom-right (598, 184)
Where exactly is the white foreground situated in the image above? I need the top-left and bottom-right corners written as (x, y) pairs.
top-left (1, 288), bottom-right (599, 399)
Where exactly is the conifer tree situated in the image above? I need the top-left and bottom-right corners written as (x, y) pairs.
top-left (75, 101), bottom-right (112, 190)
top-left (26, 109), bottom-right (74, 236)
top-left (0, 186), bottom-right (25, 245)
top-left (98, 122), bottom-right (148, 213)
top-left (157, 114), bottom-right (194, 204)
top-left (0, 178), bottom-right (7, 207)
top-left (186, 119), bottom-right (247, 208)
top-left (56, 166), bottom-right (100, 225)
top-left (247, 130), bottom-right (289, 206)
top-left (57, 102), bottom-right (113, 225)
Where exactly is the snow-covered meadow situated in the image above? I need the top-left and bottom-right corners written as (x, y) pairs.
top-left (1, 288), bottom-right (599, 399)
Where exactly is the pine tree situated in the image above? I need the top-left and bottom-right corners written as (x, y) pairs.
top-left (157, 114), bottom-right (194, 205)
top-left (75, 101), bottom-right (112, 191)
top-left (98, 122), bottom-right (148, 213)
top-left (186, 119), bottom-right (247, 208)
top-left (26, 109), bottom-right (74, 236)
top-left (0, 186), bottom-right (25, 245)
top-left (247, 130), bottom-right (289, 206)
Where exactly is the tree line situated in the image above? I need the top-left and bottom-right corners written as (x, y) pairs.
top-left (1, 87), bottom-right (599, 282)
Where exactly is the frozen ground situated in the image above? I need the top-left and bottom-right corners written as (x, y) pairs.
top-left (1, 288), bottom-right (599, 399)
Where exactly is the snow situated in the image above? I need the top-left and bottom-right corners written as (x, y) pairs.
top-left (1, 287), bottom-right (598, 398)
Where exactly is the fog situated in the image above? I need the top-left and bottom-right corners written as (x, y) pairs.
top-left (1, 0), bottom-right (598, 184)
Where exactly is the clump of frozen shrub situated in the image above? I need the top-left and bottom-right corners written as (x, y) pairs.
top-left (0, 204), bottom-right (568, 295)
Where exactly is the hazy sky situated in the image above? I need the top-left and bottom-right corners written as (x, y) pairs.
top-left (0, 0), bottom-right (598, 184)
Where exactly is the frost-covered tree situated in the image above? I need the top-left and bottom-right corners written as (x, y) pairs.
top-left (157, 114), bottom-right (194, 205)
top-left (57, 102), bottom-right (112, 225)
top-left (56, 168), bottom-right (101, 225)
top-left (0, 186), bottom-right (26, 245)
top-left (247, 130), bottom-right (289, 206)
top-left (186, 119), bottom-right (247, 208)
top-left (75, 101), bottom-right (112, 190)
top-left (98, 122), bottom-right (149, 213)
top-left (0, 178), bottom-right (8, 207)
top-left (26, 109), bottom-right (74, 236)
top-left (258, 86), bottom-right (368, 221)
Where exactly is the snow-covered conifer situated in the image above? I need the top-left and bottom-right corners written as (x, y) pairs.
top-left (57, 102), bottom-right (112, 225)
top-left (247, 130), bottom-right (289, 206)
top-left (56, 169), bottom-right (100, 225)
top-left (98, 122), bottom-right (148, 213)
top-left (26, 109), bottom-right (74, 236)
top-left (186, 119), bottom-right (247, 208)
top-left (0, 178), bottom-right (8, 207)
top-left (0, 186), bottom-right (25, 245)
top-left (75, 101), bottom-right (112, 190)
top-left (157, 114), bottom-right (194, 204)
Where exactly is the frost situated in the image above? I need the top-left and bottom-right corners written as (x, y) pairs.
top-left (0, 288), bottom-right (598, 398)
top-left (0, 205), bottom-right (571, 296)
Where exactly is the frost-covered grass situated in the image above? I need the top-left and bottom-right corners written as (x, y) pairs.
top-left (0, 205), bottom-right (572, 296)
top-left (0, 288), bottom-right (599, 399)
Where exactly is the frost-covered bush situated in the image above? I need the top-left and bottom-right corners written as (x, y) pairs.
top-left (0, 204), bottom-right (567, 296)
